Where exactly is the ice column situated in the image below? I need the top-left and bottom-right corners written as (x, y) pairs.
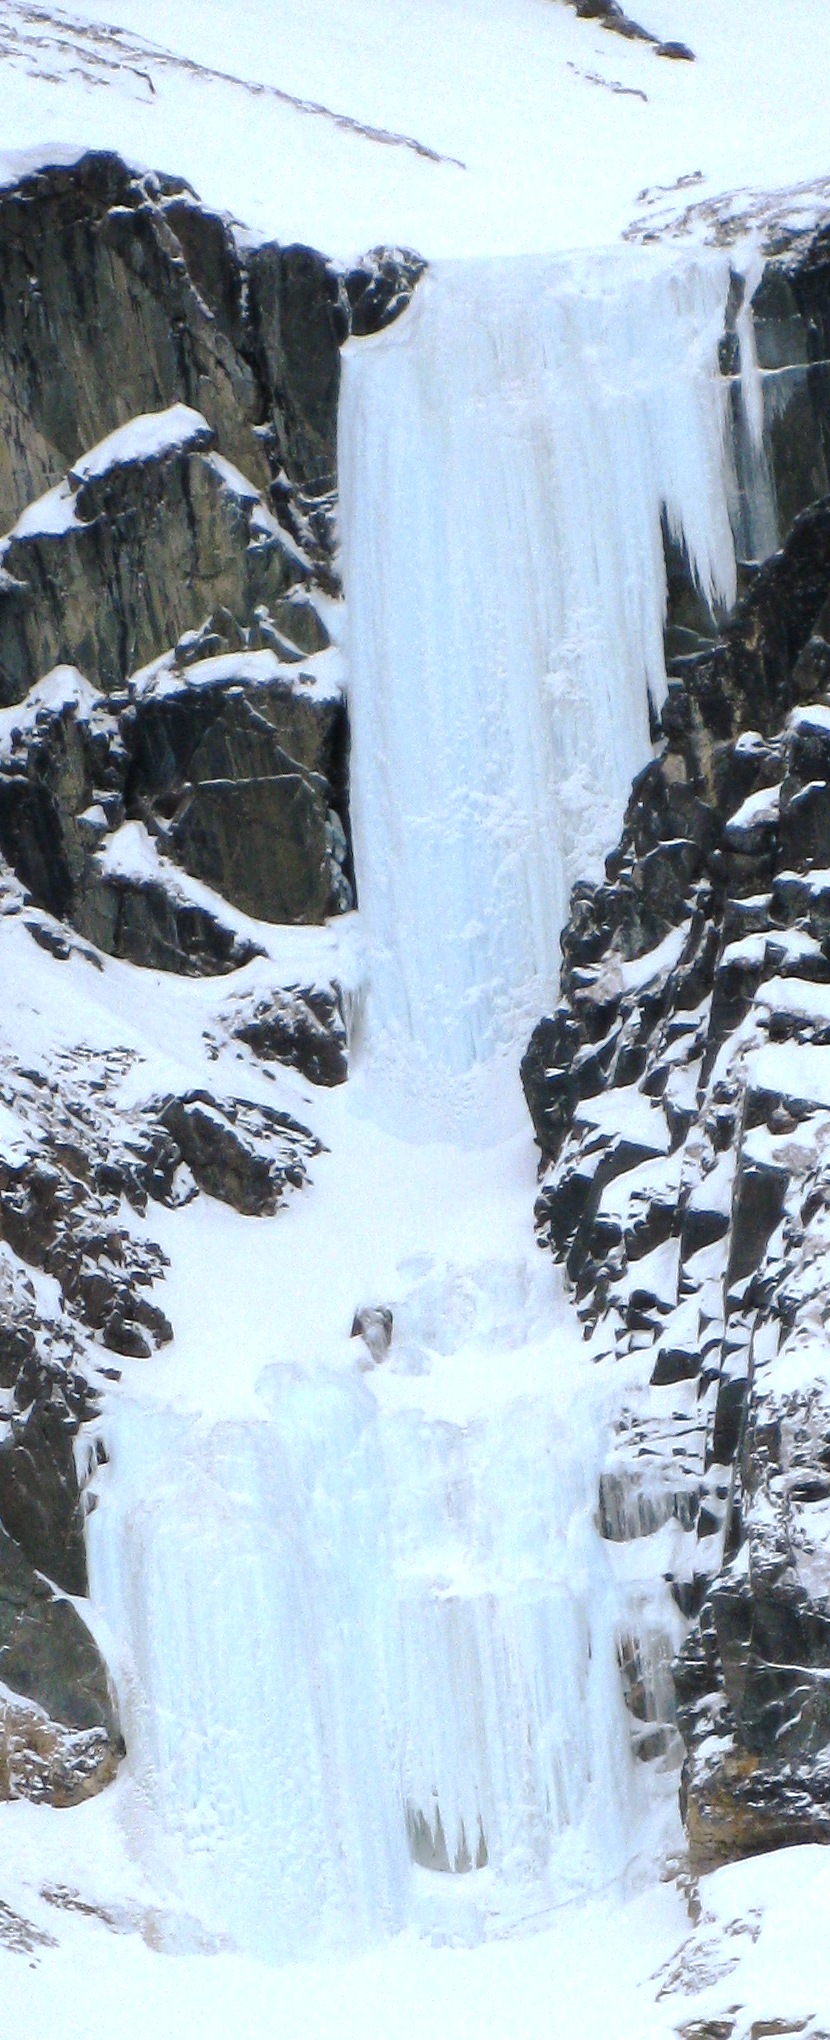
top-left (88, 1382), bottom-right (410, 1961)
top-left (339, 247), bottom-right (737, 1118)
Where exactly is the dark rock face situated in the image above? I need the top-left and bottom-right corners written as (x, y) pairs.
top-left (524, 485), bottom-right (830, 1869)
top-left (0, 1494), bottom-right (122, 1807)
top-left (0, 1524), bottom-right (117, 1738)
top-left (158, 1091), bottom-right (321, 1216)
top-left (0, 427), bottom-right (303, 709)
top-left (0, 521), bottom-right (350, 959)
top-left (0, 154), bottom-right (266, 529)
top-left (129, 653), bottom-right (349, 927)
top-left (0, 1519), bottom-right (122, 1807)
top-left (0, 1399), bottom-right (87, 1598)
top-left (568, 0), bottom-right (694, 60)
top-left (0, 153), bottom-right (423, 970)
top-left (0, 152), bottom-right (423, 548)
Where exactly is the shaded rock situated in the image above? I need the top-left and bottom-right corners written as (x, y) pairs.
top-left (0, 153), bottom-right (268, 531)
top-left (0, 637), bottom-right (351, 957)
top-left (0, 1522), bottom-right (117, 1739)
top-left (0, 1396), bottom-right (86, 1596)
top-left (344, 247), bottom-right (427, 337)
top-left (102, 861), bottom-right (264, 976)
top-left (0, 422), bottom-right (305, 706)
top-left (158, 1091), bottom-right (320, 1215)
top-left (225, 982), bottom-right (348, 1086)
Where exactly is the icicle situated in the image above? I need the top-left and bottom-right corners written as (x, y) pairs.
top-left (728, 240), bottom-right (779, 563)
top-left (339, 245), bottom-right (737, 1132)
top-left (87, 1265), bottom-right (644, 1960)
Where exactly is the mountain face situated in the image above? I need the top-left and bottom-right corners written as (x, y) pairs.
top-left (2, 138), bottom-right (830, 1918)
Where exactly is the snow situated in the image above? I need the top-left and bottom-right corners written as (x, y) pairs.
top-left (618, 925), bottom-right (689, 994)
top-left (67, 404), bottom-right (213, 484)
top-left (724, 780), bottom-right (782, 838)
top-left (130, 642), bottom-right (344, 705)
top-left (756, 975), bottom-right (830, 1025)
top-left (574, 1083), bottom-right (671, 1155)
top-left (790, 703), bottom-right (830, 737)
top-left (2, 478), bottom-right (77, 543)
top-left (721, 926), bottom-right (825, 971)
top-left (0, 1), bottom-right (829, 261)
top-left (752, 1041), bottom-right (830, 1112)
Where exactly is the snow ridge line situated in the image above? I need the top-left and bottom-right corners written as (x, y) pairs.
top-left (1, 0), bottom-right (467, 170)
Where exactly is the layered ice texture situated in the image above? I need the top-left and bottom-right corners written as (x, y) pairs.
top-left (89, 246), bottom-right (742, 1962)
top-left (340, 247), bottom-right (738, 1127)
top-left (89, 1261), bottom-right (638, 1959)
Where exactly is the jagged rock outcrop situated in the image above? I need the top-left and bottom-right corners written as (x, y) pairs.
top-left (565, 0), bottom-right (694, 61)
top-left (221, 980), bottom-right (348, 1087)
top-left (0, 152), bottom-right (423, 549)
top-left (126, 642), bottom-right (349, 926)
top-left (0, 453), bottom-right (350, 956)
top-left (524, 489), bottom-right (830, 1870)
top-left (0, 407), bottom-right (308, 707)
top-left (157, 1090), bottom-right (321, 1215)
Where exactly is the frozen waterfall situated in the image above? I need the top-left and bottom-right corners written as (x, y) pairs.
top-left (88, 1260), bottom-right (639, 1959)
top-left (339, 246), bottom-right (737, 1128)
top-left (88, 244), bottom-right (742, 1965)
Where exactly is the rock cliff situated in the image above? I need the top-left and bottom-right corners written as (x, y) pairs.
top-left (524, 220), bottom-right (830, 1870)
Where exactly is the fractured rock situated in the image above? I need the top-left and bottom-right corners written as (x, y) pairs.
top-left (158, 1091), bottom-right (321, 1215)
top-left (223, 981), bottom-right (348, 1087)
top-left (0, 416), bottom-right (306, 706)
top-left (523, 488), bottom-right (830, 1856)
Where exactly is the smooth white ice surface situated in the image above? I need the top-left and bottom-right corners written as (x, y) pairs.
top-left (340, 245), bottom-right (736, 1131)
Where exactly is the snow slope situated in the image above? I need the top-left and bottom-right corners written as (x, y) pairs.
top-left (0, 0), bottom-right (826, 258)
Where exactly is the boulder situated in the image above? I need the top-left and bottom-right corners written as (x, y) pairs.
top-left (158, 1091), bottom-right (321, 1215)
top-left (223, 982), bottom-right (348, 1087)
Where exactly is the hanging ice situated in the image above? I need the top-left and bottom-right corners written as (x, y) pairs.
top-left (339, 247), bottom-right (737, 1122)
top-left (88, 1383), bottom-right (410, 1961)
top-left (88, 1263), bottom-right (640, 1958)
